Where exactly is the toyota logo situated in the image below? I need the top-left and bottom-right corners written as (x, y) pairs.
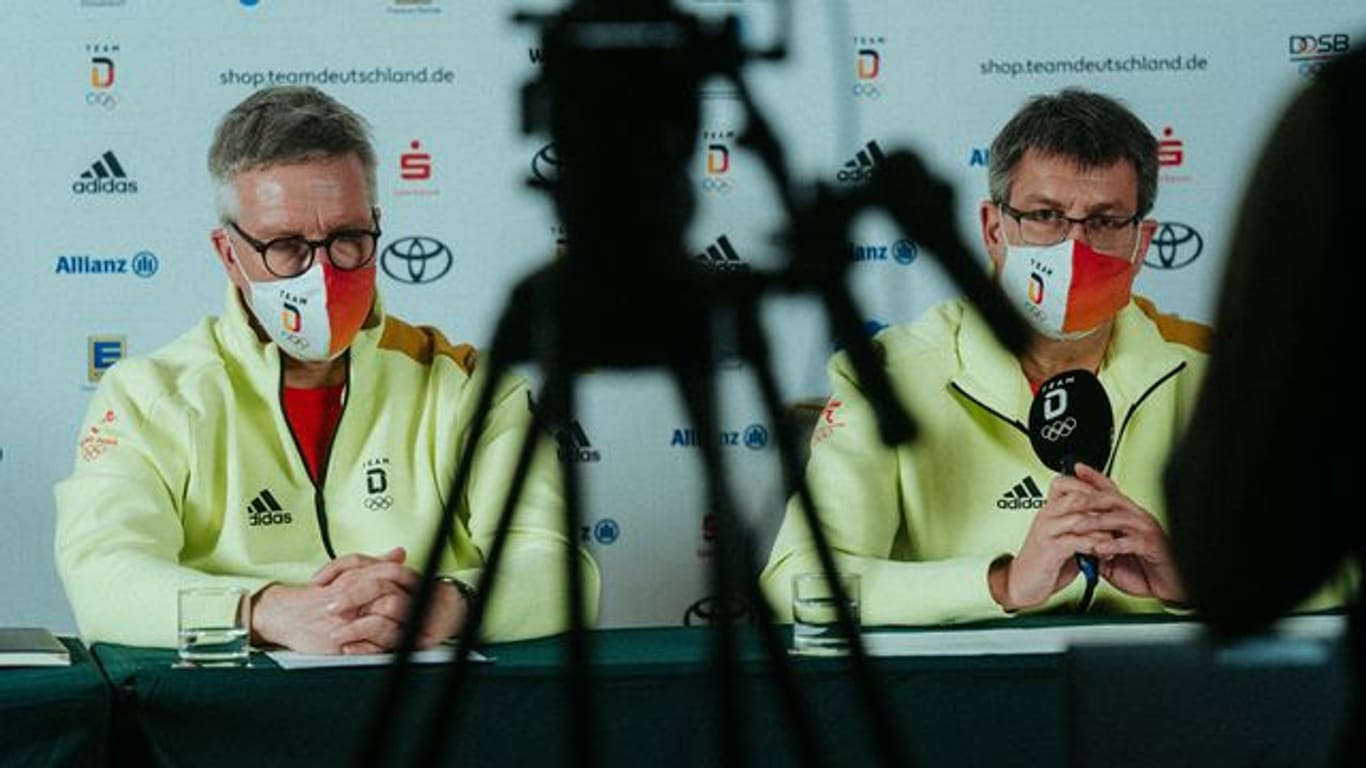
top-left (531, 142), bottom-right (560, 188)
top-left (381, 236), bottom-right (453, 284)
top-left (682, 595), bottom-right (752, 627)
top-left (1145, 222), bottom-right (1203, 270)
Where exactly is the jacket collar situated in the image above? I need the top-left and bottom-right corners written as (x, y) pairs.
top-left (950, 298), bottom-right (1188, 426)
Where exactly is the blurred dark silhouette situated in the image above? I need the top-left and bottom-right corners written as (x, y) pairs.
top-left (1167, 44), bottom-right (1364, 765)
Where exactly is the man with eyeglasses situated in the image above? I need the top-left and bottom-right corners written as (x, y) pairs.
top-left (55, 86), bottom-right (598, 652)
top-left (763, 88), bottom-right (1222, 625)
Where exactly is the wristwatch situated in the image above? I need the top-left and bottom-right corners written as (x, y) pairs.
top-left (436, 575), bottom-right (477, 603)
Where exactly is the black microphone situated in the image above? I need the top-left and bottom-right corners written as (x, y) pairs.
top-left (1027, 369), bottom-right (1113, 609)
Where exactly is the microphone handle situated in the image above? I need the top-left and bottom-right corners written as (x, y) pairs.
top-left (1061, 455), bottom-right (1101, 596)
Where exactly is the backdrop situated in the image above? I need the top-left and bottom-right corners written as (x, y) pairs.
top-left (1, 0), bottom-right (1360, 632)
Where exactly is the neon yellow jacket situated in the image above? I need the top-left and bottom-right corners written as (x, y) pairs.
top-left (56, 288), bottom-right (599, 647)
top-left (762, 297), bottom-right (1212, 625)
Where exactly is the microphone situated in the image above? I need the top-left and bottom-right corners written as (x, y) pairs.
top-left (1027, 369), bottom-right (1113, 610)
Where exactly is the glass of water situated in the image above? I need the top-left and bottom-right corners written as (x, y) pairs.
top-left (791, 572), bottom-right (860, 656)
top-left (178, 585), bottom-right (251, 667)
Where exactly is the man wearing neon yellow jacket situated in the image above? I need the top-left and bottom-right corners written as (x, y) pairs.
top-left (55, 86), bottom-right (598, 652)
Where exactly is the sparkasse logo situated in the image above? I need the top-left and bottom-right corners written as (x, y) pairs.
top-left (73, 151), bottom-right (137, 195)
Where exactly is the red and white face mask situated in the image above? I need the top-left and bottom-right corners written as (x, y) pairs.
top-left (240, 260), bottom-right (376, 361)
top-left (1000, 237), bottom-right (1137, 341)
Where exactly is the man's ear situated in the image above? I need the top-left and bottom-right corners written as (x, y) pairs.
top-left (980, 200), bottom-right (1006, 273)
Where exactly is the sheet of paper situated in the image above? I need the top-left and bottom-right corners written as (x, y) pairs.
top-left (265, 645), bottom-right (490, 670)
top-left (860, 614), bottom-right (1345, 657)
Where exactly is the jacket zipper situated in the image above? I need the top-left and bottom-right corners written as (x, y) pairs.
top-left (277, 358), bottom-right (348, 559)
top-left (1102, 362), bottom-right (1186, 475)
top-left (949, 382), bottom-right (1030, 437)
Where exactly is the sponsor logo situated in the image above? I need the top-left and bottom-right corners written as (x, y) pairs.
top-left (1289, 33), bottom-right (1351, 77)
top-left (363, 457), bottom-right (394, 511)
top-left (87, 43), bottom-right (119, 110)
top-left (55, 249), bottom-right (158, 278)
top-left (852, 35), bottom-right (885, 98)
top-left (837, 140), bottom-right (884, 184)
top-left (395, 139), bottom-right (438, 197)
top-left (556, 421), bottom-right (602, 463)
top-left (580, 517), bottom-right (620, 545)
top-left (87, 335), bottom-right (125, 383)
top-left (530, 142), bottom-right (559, 188)
top-left (694, 235), bottom-right (747, 272)
top-left (669, 423), bottom-right (768, 449)
top-left (79, 409), bottom-right (119, 462)
top-left (996, 476), bottom-right (1045, 510)
top-left (701, 129), bottom-right (735, 195)
top-left (1157, 125), bottom-right (1191, 184)
top-left (528, 47), bottom-right (544, 65)
top-left (683, 595), bottom-right (753, 626)
top-left (73, 151), bottom-right (137, 195)
top-left (1145, 222), bottom-right (1203, 270)
top-left (381, 236), bottom-right (453, 284)
top-left (247, 488), bottom-right (293, 526)
top-left (388, 0), bottom-right (440, 13)
top-left (968, 147), bottom-right (990, 167)
top-left (847, 239), bottom-right (917, 267)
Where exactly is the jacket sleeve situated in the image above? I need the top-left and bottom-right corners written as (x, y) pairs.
top-left (760, 352), bottom-right (1010, 626)
top-left (54, 364), bottom-right (272, 648)
top-left (453, 365), bottom-right (601, 642)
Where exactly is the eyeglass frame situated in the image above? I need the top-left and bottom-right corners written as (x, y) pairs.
top-left (227, 207), bottom-right (382, 279)
top-left (996, 201), bottom-right (1143, 257)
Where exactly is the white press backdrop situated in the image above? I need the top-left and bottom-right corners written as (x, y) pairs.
top-left (1, 0), bottom-right (1361, 632)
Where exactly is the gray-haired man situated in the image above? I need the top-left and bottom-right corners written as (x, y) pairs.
top-left (762, 88), bottom-right (1213, 625)
top-left (56, 86), bottom-right (599, 652)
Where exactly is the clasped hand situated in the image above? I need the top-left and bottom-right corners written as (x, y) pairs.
top-left (251, 546), bottom-right (468, 654)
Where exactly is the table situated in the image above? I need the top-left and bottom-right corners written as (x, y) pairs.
top-left (0, 637), bottom-right (110, 766)
top-left (91, 615), bottom-right (1349, 767)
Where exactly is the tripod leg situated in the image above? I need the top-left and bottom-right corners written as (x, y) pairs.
top-left (738, 300), bottom-right (910, 768)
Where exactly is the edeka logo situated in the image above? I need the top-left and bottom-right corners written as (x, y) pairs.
top-left (530, 143), bottom-right (559, 188)
top-left (55, 249), bottom-right (158, 278)
top-left (556, 420), bottom-right (602, 463)
top-left (847, 239), bottom-right (917, 267)
top-left (580, 518), bottom-right (620, 545)
top-left (700, 129), bottom-right (735, 195)
top-left (72, 151), bottom-right (137, 195)
top-left (694, 234), bottom-right (747, 272)
top-left (669, 423), bottom-right (768, 450)
top-left (837, 140), bottom-right (884, 184)
top-left (86, 43), bottom-right (119, 110)
top-left (852, 35), bottom-right (886, 99)
top-left (1145, 222), bottom-right (1203, 270)
top-left (380, 236), bottom-right (453, 284)
top-left (87, 335), bottom-right (126, 383)
top-left (1289, 33), bottom-right (1351, 77)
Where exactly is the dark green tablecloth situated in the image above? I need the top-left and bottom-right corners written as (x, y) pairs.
top-left (93, 621), bottom-right (1069, 767)
top-left (0, 637), bottom-right (109, 767)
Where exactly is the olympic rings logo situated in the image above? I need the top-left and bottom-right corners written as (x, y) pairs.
top-left (1039, 417), bottom-right (1077, 442)
top-left (364, 495), bottom-right (393, 511)
top-left (700, 177), bottom-right (733, 195)
top-left (851, 83), bottom-right (881, 99)
top-left (86, 91), bottom-right (119, 109)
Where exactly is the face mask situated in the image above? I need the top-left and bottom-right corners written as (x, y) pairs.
top-left (999, 237), bottom-right (1136, 341)
top-left (236, 257), bottom-right (376, 362)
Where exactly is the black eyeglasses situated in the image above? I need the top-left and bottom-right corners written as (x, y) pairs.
top-left (998, 202), bottom-right (1140, 255)
top-left (228, 209), bottom-right (381, 278)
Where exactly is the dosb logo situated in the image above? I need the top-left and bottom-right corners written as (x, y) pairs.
top-left (72, 151), bottom-right (137, 195)
top-left (1289, 33), bottom-right (1351, 77)
top-left (1145, 222), bottom-right (1203, 270)
top-left (381, 236), bottom-right (453, 284)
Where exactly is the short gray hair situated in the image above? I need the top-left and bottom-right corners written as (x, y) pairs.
top-left (988, 88), bottom-right (1158, 216)
top-left (207, 86), bottom-right (377, 222)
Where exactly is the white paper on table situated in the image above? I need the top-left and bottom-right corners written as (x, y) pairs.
top-left (265, 645), bottom-right (491, 670)
top-left (860, 614), bottom-right (1345, 658)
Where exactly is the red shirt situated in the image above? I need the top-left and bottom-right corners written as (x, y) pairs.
top-left (282, 384), bottom-right (345, 483)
